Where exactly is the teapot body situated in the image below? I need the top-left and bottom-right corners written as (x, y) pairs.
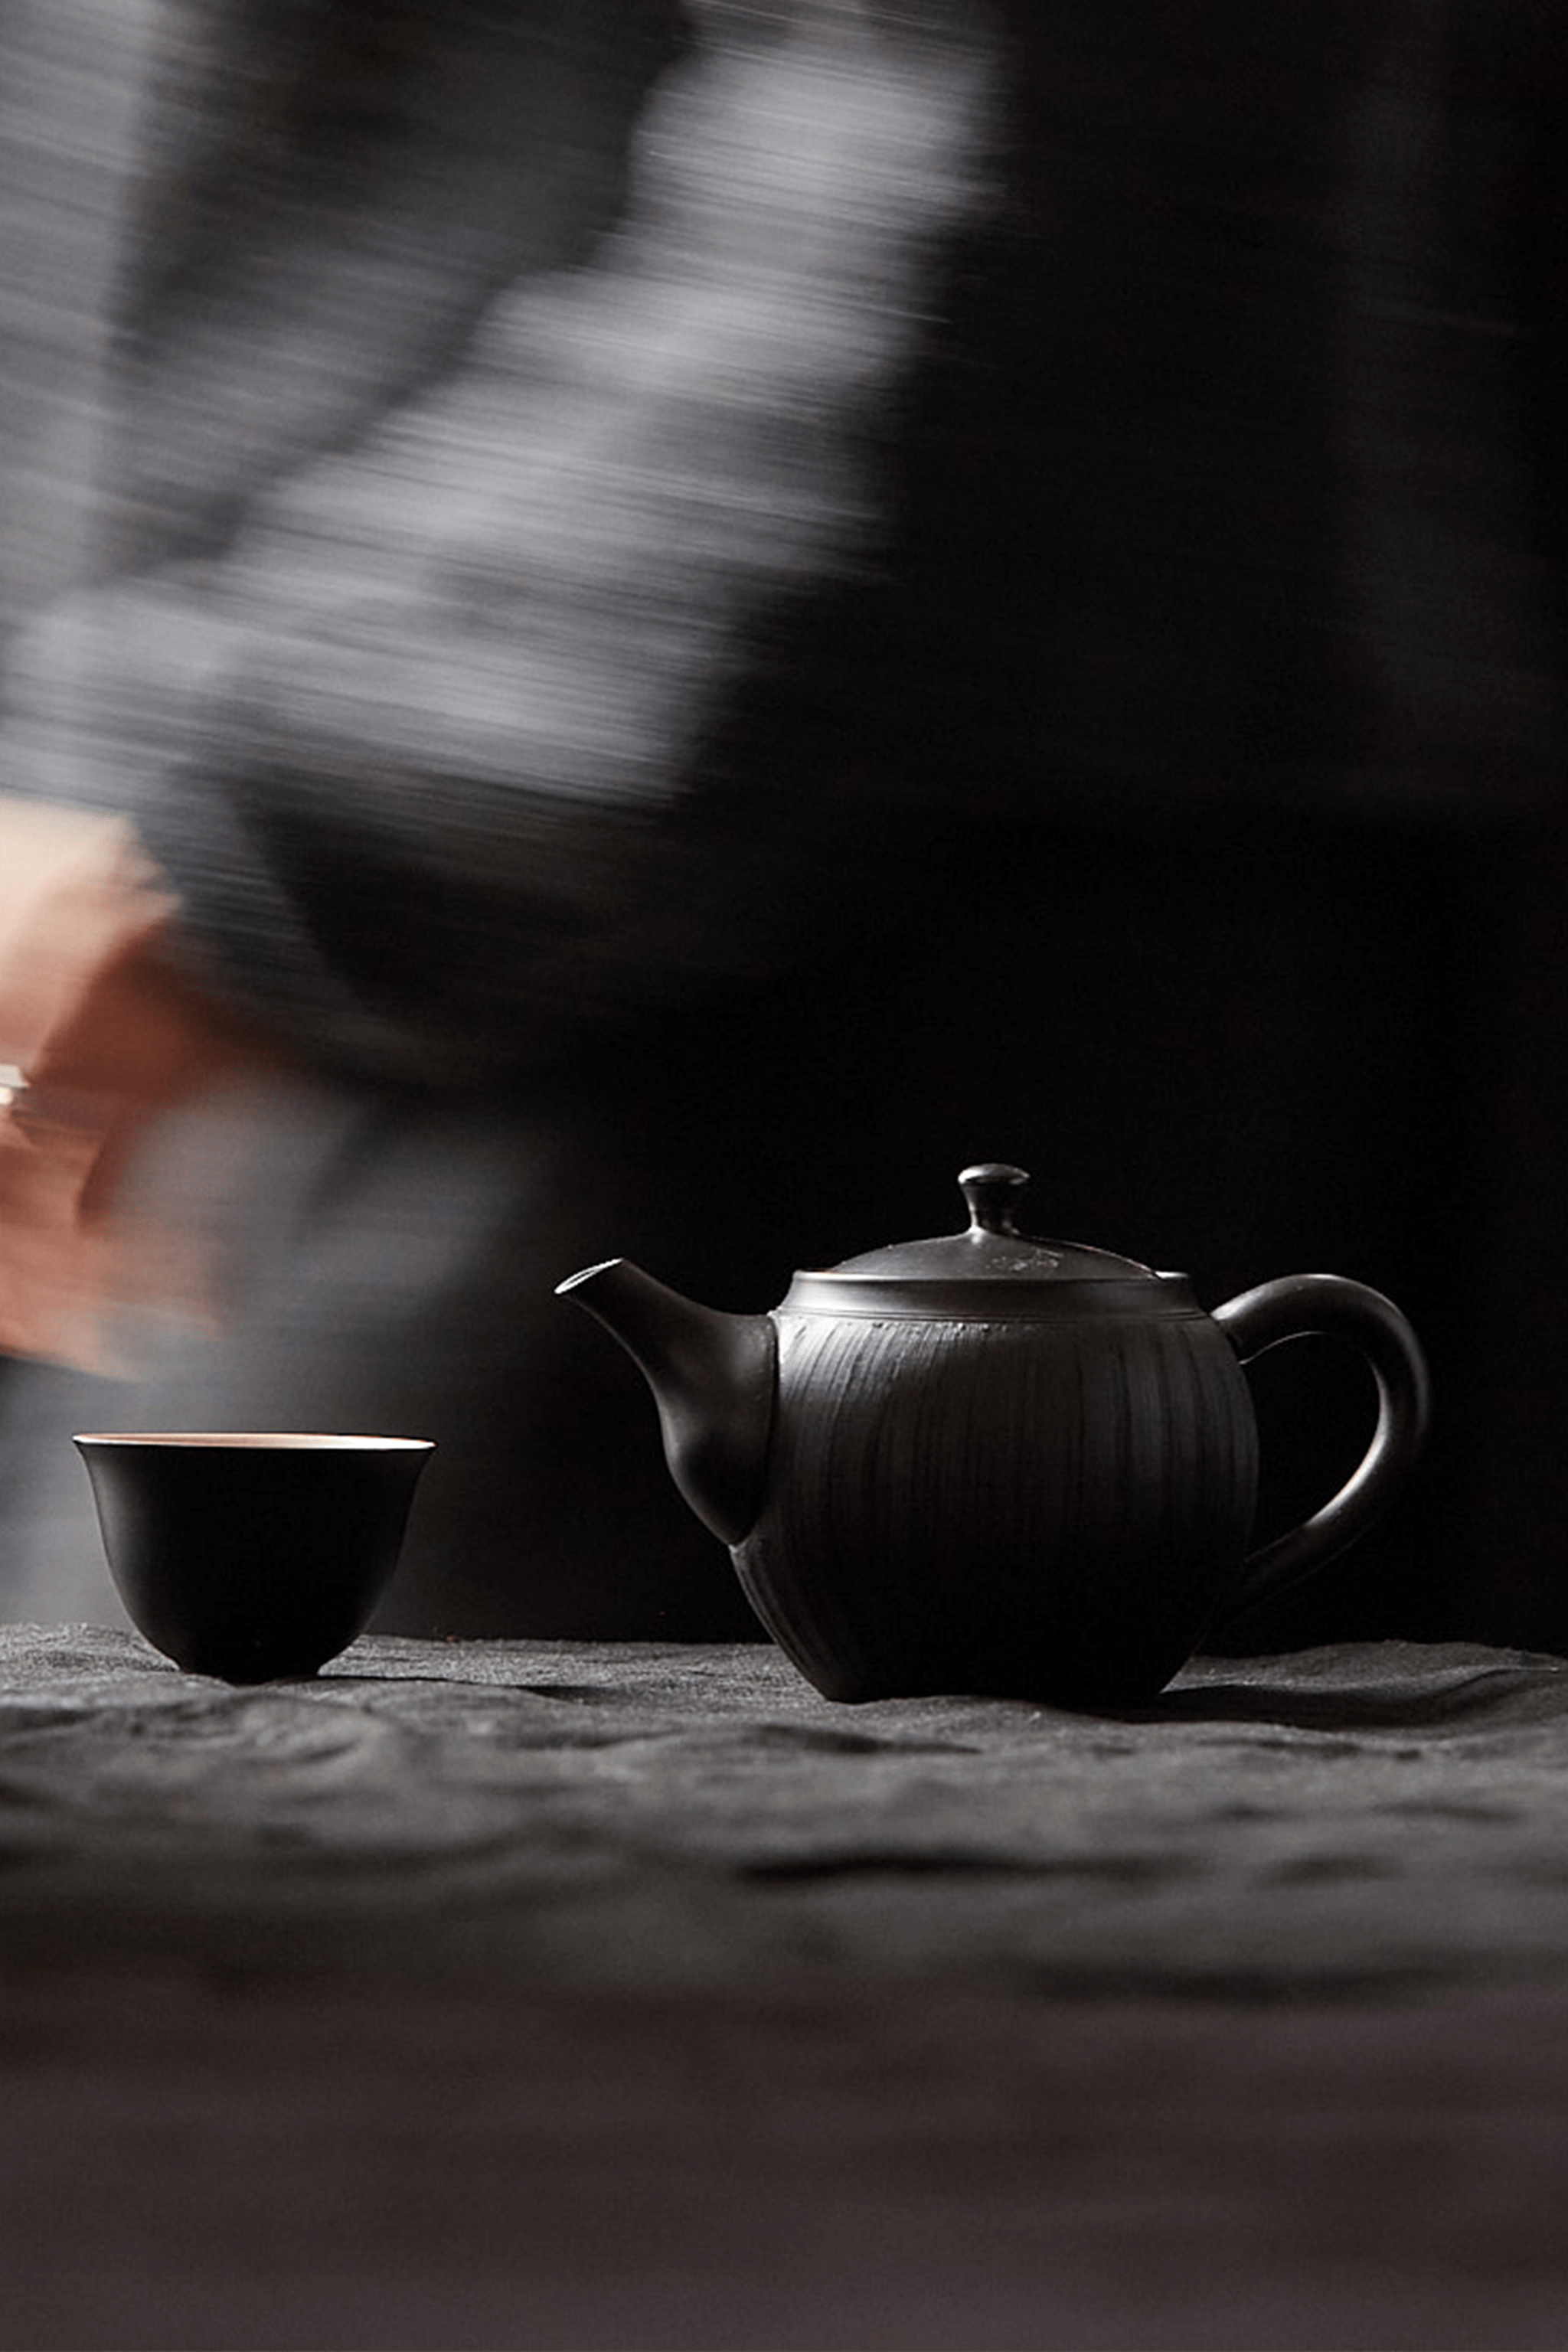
top-left (734, 1282), bottom-right (1258, 1709)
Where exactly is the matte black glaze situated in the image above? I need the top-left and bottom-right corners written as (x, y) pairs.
top-left (76, 1436), bottom-right (432, 1682)
top-left (735, 1308), bottom-right (1257, 1708)
top-left (560, 1168), bottom-right (1430, 1708)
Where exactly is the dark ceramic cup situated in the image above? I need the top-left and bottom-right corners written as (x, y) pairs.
top-left (75, 1433), bottom-right (433, 1682)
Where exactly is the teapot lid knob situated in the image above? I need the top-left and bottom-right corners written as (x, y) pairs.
top-left (959, 1163), bottom-right (1031, 1237)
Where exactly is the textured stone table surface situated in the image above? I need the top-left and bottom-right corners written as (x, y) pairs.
top-left (7, 1625), bottom-right (1568, 2349)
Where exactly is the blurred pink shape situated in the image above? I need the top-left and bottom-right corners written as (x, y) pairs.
top-left (0, 796), bottom-right (282, 1369)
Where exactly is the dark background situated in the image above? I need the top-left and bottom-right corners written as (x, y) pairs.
top-left (4, 1), bottom-right (1568, 1656)
top-left (594, 0), bottom-right (1568, 1661)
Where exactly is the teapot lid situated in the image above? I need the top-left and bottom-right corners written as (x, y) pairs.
top-left (815, 1165), bottom-right (1156, 1284)
top-left (778, 1165), bottom-right (1193, 1321)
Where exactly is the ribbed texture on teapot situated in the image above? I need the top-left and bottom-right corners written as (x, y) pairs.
top-left (730, 1310), bottom-right (1259, 1707)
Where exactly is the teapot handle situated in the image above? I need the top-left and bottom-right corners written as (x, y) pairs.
top-left (1209, 1274), bottom-right (1431, 1630)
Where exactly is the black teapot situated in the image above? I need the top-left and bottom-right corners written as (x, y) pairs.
top-left (557, 1165), bottom-right (1429, 1707)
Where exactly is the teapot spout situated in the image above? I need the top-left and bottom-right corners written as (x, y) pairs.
top-left (555, 1259), bottom-right (775, 1547)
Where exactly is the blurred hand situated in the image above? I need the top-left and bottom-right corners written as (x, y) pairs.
top-left (0, 796), bottom-right (281, 1367)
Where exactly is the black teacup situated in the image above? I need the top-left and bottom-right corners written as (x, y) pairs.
top-left (75, 1433), bottom-right (433, 1682)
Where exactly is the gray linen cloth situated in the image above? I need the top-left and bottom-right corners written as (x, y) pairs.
top-left (4, 1626), bottom-right (1567, 1995)
top-left (7, 1627), bottom-right (1568, 2350)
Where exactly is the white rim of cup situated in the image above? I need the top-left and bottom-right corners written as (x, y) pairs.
top-left (74, 1433), bottom-right (434, 1449)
